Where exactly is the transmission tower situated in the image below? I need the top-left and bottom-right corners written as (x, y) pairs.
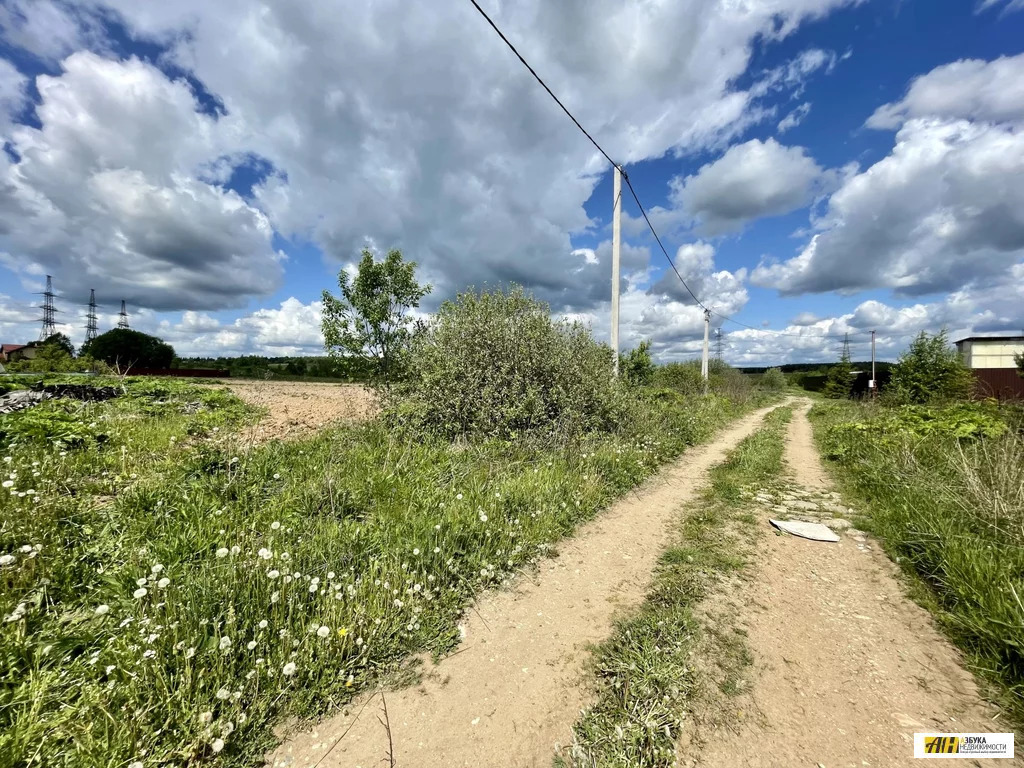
top-left (117, 300), bottom-right (129, 329)
top-left (85, 289), bottom-right (99, 343)
top-left (841, 332), bottom-right (851, 362)
top-left (714, 328), bottom-right (724, 361)
top-left (37, 275), bottom-right (58, 341)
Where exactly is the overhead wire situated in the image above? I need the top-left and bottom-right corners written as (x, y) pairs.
top-left (466, 0), bottom-right (883, 343)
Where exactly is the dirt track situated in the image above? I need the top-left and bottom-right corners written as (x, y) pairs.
top-left (215, 380), bottom-right (376, 441)
top-left (693, 400), bottom-right (1017, 766)
top-left (269, 402), bottom-right (784, 768)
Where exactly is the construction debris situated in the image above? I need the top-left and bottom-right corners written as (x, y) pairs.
top-left (0, 384), bottom-right (119, 414)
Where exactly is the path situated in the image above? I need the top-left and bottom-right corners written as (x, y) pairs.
top-left (693, 399), bottom-right (1017, 767)
top-left (269, 402), bottom-right (784, 768)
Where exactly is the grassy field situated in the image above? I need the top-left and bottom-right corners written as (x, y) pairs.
top-left (811, 400), bottom-right (1024, 722)
top-left (564, 405), bottom-right (793, 768)
top-left (0, 377), bottom-right (771, 767)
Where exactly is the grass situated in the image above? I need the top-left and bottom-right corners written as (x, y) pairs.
top-left (562, 405), bottom-right (793, 768)
top-left (0, 377), bottom-right (773, 767)
top-left (810, 399), bottom-right (1024, 724)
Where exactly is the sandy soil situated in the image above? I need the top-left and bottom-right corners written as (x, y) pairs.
top-left (214, 380), bottom-right (376, 441)
top-left (693, 400), bottom-right (1018, 767)
top-left (268, 402), bottom-right (785, 768)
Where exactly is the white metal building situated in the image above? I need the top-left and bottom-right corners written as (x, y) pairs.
top-left (955, 336), bottom-right (1024, 369)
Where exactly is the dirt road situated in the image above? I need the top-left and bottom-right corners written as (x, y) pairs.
top-left (269, 402), bottom-right (784, 768)
top-left (694, 400), bottom-right (1017, 767)
top-left (214, 380), bottom-right (375, 441)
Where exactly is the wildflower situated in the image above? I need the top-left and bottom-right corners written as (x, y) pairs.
top-left (223, 720), bottom-right (235, 735)
top-left (133, 588), bottom-right (148, 599)
top-left (1, 480), bottom-right (12, 489)
top-left (282, 661), bottom-right (297, 676)
top-left (267, 569), bottom-right (280, 580)
top-left (105, 665), bottom-right (116, 674)
top-left (346, 674), bottom-right (354, 687)
top-left (456, 493), bottom-right (463, 500)
top-left (199, 711), bottom-right (213, 724)
top-left (143, 649), bottom-right (156, 659)
top-left (258, 619), bottom-right (268, 629)
top-left (273, 473), bottom-right (281, 480)
top-left (136, 577), bottom-right (148, 587)
top-left (185, 647), bottom-right (196, 659)
top-left (270, 592), bottom-right (280, 603)
top-left (230, 545), bottom-right (241, 556)
top-left (157, 578), bottom-right (170, 589)
top-left (413, 548), bottom-right (420, 556)
top-left (316, 625), bottom-right (330, 638)
top-left (258, 548), bottom-right (272, 560)
top-left (270, 521), bottom-right (281, 530)
top-left (356, 637), bottom-right (364, 646)
top-left (128, 762), bottom-right (143, 768)
top-left (0, 555), bottom-right (14, 566)
top-left (479, 513), bottom-right (488, 523)
top-left (169, 436), bottom-right (177, 443)
top-left (216, 547), bottom-right (229, 558)
top-left (246, 640), bottom-right (257, 650)
top-left (151, 564), bottom-right (164, 574)
top-left (327, 571), bottom-right (336, 579)
top-left (219, 636), bottom-right (231, 650)
top-left (211, 738), bottom-right (225, 753)
top-left (216, 687), bottom-right (231, 700)
top-left (308, 583), bottom-right (318, 594)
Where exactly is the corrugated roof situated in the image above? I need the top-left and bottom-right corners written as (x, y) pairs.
top-left (954, 335), bottom-right (1024, 344)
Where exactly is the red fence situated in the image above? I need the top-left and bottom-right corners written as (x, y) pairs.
top-left (129, 368), bottom-right (230, 378)
top-left (971, 369), bottom-right (1024, 400)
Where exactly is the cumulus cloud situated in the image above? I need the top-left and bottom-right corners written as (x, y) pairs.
top-left (867, 53), bottom-right (1024, 128)
top-left (753, 118), bottom-right (1024, 296)
top-left (0, 0), bottom-right (861, 320)
top-left (670, 139), bottom-right (827, 235)
top-left (0, 52), bottom-right (283, 310)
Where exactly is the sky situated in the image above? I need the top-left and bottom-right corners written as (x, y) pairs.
top-left (0, 0), bottom-right (1023, 366)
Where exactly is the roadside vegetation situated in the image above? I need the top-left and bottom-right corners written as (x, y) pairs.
top-left (811, 333), bottom-right (1024, 722)
top-left (564, 406), bottom-right (793, 768)
top-left (1, 254), bottom-right (782, 767)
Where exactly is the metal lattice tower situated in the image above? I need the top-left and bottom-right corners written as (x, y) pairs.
top-left (714, 328), bottom-right (724, 361)
top-left (117, 300), bottom-right (130, 329)
top-left (37, 275), bottom-right (58, 341)
top-left (85, 289), bottom-right (99, 343)
top-left (841, 332), bottom-right (851, 362)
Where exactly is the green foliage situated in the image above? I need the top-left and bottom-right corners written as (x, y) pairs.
top-left (619, 341), bottom-right (654, 387)
top-left (0, 359), bottom-right (759, 766)
top-left (81, 328), bottom-right (175, 371)
top-left (887, 330), bottom-right (973, 404)
top-left (1015, 351), bottom-right (1024, 378)
top-left (813, 400), bottom-right (1024, 718)
top-left (39, 333), bottom-right (74, 357)
top-left (822, 342), bottom-right (853, 399)
top-left (391, 286), bottom-right (623, 440)
top-left (654, 360), bottom-right (704, 395)
top-left (759, 367), bottom-right (787, 391)
top-left (321, 249), bottom-right (431, 384)
top-left (654, 360), bottom-right (756, 404)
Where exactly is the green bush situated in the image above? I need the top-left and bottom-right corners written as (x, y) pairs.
top-left (654, 360), bottom-right (755, 404)
top-left (760, 367), bottom-right (787, 391)
top-left (389, 286), bottom-right (623, 440)
top-left (619, 341), bottom-right (655, 387)
top-left (887, 330), bottom-right (973, 405)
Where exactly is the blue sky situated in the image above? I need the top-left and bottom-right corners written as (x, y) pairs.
top-left (0, 0), bottom-right (1022, 364)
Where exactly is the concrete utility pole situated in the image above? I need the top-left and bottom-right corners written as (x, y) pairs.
top-left (611, 166), bottom-right (622, 377)
top-left (701, 308), bottom-right (711, 382)
top-left (871, 329), bottom-right (877, 400)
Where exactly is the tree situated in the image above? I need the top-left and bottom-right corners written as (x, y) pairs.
top-left (888, 330), bottom-right (973, 404)
top-left (760, 367), bottom-right (787, 391)
top-left (35, 333), bottom-right (75, 357)
top-left (81, 329), bottom-right (175, 371)
top-left (1016, 351), bottom-right (1024, 379)
top-left (619, 341), bottom-right (655, 387)
top-left (822, 345), bottom-right (853, 399)
top-left (321, 249), bottom-right (431, 384)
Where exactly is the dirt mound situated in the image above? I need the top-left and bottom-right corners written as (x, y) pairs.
top-left (213, 380), bottom-right (376, 441)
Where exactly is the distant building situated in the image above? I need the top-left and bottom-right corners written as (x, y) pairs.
top-left (0, 344), bottom-right (35, 363)
top-left (955, 335), bottom-right (1024, 369)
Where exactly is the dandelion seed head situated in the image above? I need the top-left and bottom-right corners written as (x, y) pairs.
top-left (270, 521), bottom-right (281, 530)
top-left (199, 711), bottom-right (213, 724)
top-left (133, 588), bottom-right (148, 599)
top-left (211, 737), bottom-right (225, 753)
top-left (215, 547), bottom-right (229, 558)
top-left (216, 687), bottom-right (231, 700)
top-left (157, 578), bottom-right (170, 589)
top-left (282, 662), bottom-right (297, 676)
top-left (316, 625), bottom-right (330, 638)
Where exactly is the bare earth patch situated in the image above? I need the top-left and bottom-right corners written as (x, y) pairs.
top-left (213, 380), bottom-right (376, 441)
top-left (691, 399), bottom-right (1019, 767)
top-left (268, 403), bottom-right (783, 768)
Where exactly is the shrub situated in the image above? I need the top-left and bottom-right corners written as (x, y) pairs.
top-left (390, 286), bottom-right (622, 440)
top-left (654, 360), bottom-right (704, 395)
top-left (887, 330), bottom-right (973, 405)
top-left (81, 329), bottom-right (175, 370)
top-left (760, 367), bottom-right (787, 391)
top-left (619, 341), bottom-right (655, 387)
top-left (653, 359), bottom-right (754, 403)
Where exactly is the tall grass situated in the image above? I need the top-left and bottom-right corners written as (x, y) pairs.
top-left (0, 378), bottom-right (756, 767)
top-left (812, 401), bottom-right (1024, 719)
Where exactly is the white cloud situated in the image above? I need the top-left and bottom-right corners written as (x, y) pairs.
top-left (867, 54), bottom-right (1024, 128)
top-left (778, 102), bottom-right (811, 133)
top-left (0, 0), bottom-right (857, 319)
top-left (0, 0), bottom-right (99, 63)
top-left (753, 118), bottom-right (1024, 296)
top-left (0, 59), bottom-right (27, 136)
top-left (0, 52), bottom-right (283, 310)
top-left (670, 139), bottom-right (827, 235)
top-left (976, 0), bottom-right (1024, 13)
